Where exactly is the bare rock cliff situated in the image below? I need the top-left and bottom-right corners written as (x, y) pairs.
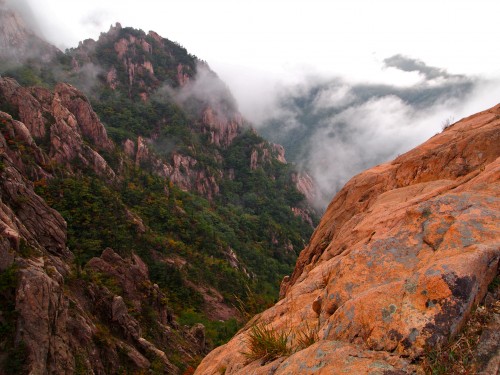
top-left (0, 77), bottom-right (115, 180)
top-left (195, 104), bottom-right (500, 374)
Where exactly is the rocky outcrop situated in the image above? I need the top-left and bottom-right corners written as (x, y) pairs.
top-left (250, 142), bottom-right (286, 170)
top-left (195, 104), bottom-right (500, 374)
top-left (0, 120), bottom-right (67, 259)
top-left (0, 118), bottom-right (74, 374)
top-left (54, 82), bottom-right (114, 151)
top-left (83, 248), bottom-right (181, 373)
top-left (86, 248), bottom-right (174, 328)
top-left (201, 107), bottom-right (242, 148)
top-left (0, 77), bottom-right (115, 180)
top-left (131, 136), bottom-right (222, 199)
top-left (73, 23), bottom-right (196, 97)
top-left (177, 63), bottom-right (190, 87)
top-left (291, 171), bottom-right (316, 204)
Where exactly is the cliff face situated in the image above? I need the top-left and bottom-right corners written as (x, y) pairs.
top-left (195, 104), bottom-right (500, 374)
top-left (0, 77), bottom-right (115, 179)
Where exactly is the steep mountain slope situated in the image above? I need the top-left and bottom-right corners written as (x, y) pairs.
top-left (0, 73), bottom-right (314, 373)
top-left (0, 78), bottom-right (213, 373)
top-left (63, 23), bottom-right (316, 222)
top-left (195, 104), bottom-right (500, 374)
top-left (0, 6), bottom-right (318, 374)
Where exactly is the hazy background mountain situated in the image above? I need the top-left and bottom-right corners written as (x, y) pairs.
top-left (255, 57), bottom-right (500, 208)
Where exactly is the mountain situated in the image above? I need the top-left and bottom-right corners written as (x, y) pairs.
top-left (0, 5), bottom-right (317, 374)
top-left (195, 104), bottom-right (500, 374)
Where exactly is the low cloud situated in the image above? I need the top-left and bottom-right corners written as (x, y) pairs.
top-left (158, 62), bottom-right (239, 120)
top-left (253, 56), bottom-right (496, 209)
top-left (308, 96), bottom-right (450, 206)
top-left (4, 0), bottom-right (43, 37)
top-left (57, 62), bottom-right (104, 95)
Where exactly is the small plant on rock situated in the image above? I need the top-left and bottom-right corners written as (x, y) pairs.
top-left (243, 323), bottom-right (291, 363)
top-left (294, 321), bottom-right (319, 350)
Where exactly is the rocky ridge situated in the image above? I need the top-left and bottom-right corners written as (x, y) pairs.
top-left (0, 77), bottom-right (115, 180)
top-left (195, 104), bottom-right (500, 374)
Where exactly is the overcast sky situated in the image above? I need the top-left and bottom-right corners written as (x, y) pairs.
top-left (23, 0), bottom-right (500, 86)
top-left (15, 0), bottom-right (500, 207)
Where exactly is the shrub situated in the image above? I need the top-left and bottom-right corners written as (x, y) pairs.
top-left (441, 116), bottom-right (455, 131)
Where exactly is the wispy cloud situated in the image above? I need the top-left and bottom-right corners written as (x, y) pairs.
top-left (255, 56), bottom-right (497, 209)
top-left (157, 62), bottom-right (239, 120)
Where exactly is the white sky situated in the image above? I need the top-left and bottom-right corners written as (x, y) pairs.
top-left (26, 0), bottom-right (500, 75)
top-left (22, 0), bottom-right (500, 120)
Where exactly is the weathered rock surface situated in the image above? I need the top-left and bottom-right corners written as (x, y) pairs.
top-left (195, 104), bottom-right (500, 374)
top-left (201, 106), bottom-right (242, 148)
top-left (292, 171), bottom-right (316, 204)
top-left (0, 128), bottom-right (67, 258)
top-left (0, 77), bottom-right (116, 180)
top-left (250, 142), bottom-right (286, 171)
top-left (131, 136), bottom-right (222, 199)
top-left (55, 83), bottom-right (114, 151)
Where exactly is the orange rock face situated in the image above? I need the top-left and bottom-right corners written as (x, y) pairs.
top-left (195, 104), bottom-right (500, 374)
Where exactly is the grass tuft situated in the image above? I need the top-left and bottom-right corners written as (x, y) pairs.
top-left (294, 321), bottom-right (319, 350)
top-left (242, 323), bottom-right (291, 363)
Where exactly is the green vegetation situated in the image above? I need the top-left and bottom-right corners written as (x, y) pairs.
top-left (35, 158), bottom-right (309, 316)
top-left (0, 63), bottom-right (55, 88)
top-left (2, 24), bottom-right (316, 367)
top-left (243, 323), bottom-right (291, 363)
top-left (0, 265), bottom-right (28, 374)
top-left (242, 318), bottom-right (322, 363)
top-left (294, 321), bottom-right (319, 350)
